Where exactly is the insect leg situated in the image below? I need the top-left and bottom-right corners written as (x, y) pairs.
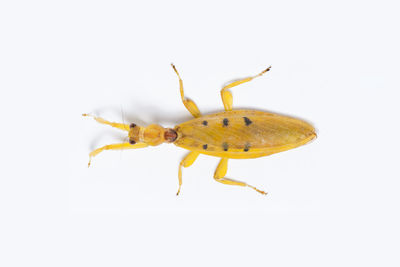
top-left (171, 64), bottom-right (201, 118)
top-left (87, 142), bottom-right (148, 167)
top-left (213, 158), bottom-right (267, 195)
top-left (82, 114), bottom-right (130, 131)
top-left (220, 66), bottom-right (271, 111)
top-left (177, 151), bottom-right (200, 195)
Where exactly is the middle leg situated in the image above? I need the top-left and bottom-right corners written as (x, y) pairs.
top-left (213, 158), bottom-right (267, 195)
top-left (171, 64), bottom-right (201, 118)
top-left (177, 151), bottom-right (200, 195)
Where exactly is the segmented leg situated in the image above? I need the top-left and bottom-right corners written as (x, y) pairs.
top-left (214, 158), bottom-right (267, 195)
top-left (220, 66), bottom-right (271, 111)
top-left (177, 151), bottom-right (200, 195)
top-left (88, 142), bottom-right (148, 167)
top-left (171, 64), bottom-right (201, 118)
top-left (82, 113), bottom-right (130, 131)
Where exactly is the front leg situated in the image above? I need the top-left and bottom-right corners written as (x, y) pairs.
top-left (88, 142), bottom-right (148, 167)
top-left (82, 113), bottom-right (130, 131)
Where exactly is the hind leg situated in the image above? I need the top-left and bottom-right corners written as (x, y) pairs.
top-left (213, 158), bottom-right (267, 195)
top-left (220, 66), bottom-right (271, 111)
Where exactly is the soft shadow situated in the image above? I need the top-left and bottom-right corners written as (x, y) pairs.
top-left (88, 94), bottom-right (318, 134)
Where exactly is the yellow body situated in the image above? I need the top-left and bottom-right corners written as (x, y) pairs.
top-left (84, 64), bottom-right (316, 195)
top-left (174, 110), bottom-right (315, 159)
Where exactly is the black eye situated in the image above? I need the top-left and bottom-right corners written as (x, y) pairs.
top-left (130, 123), bottom-right (136, 128)
top-left (129, 139), bottom-right (136, 145)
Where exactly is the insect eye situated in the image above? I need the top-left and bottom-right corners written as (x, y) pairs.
top-left (129, 139), bottom-right (136, 145)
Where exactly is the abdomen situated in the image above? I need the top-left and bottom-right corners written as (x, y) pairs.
top-left (174, 110), bottom-right (316, 159)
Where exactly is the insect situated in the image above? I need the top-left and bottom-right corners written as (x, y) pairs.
top-left (83, 64), bottom-right (316, 195)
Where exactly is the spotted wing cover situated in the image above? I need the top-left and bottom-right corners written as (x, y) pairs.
top-left (174, 110), bottom-right (316, 159)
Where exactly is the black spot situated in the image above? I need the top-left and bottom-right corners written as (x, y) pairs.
top-left (223, 118), bottom-right (229, 127)
top-left (130, 123), bottom-right (136, 128)
top-left (243, 117), bottom-right (252, 126)
top-left (223, 142), bottom-right (229, 151)
top-left (244, 143), bottom-right (250, 152)
top-left (202, 120), bottom-right (208, 126)
top-left (129, 139), bottom-right (136, 145)
top-left (203, 144), bottom-right (208, 150)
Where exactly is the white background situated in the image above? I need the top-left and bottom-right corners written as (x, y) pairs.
top-left (1, 0), bottom-right (399, 266)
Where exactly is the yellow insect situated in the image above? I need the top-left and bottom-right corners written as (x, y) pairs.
top-left (83, 64), bottom-right (316, 195)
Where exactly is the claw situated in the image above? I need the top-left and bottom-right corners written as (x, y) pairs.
top-left (88, 157), bottom-right (92, 168)
top-left (248, 185), bottom-right (267, 195)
